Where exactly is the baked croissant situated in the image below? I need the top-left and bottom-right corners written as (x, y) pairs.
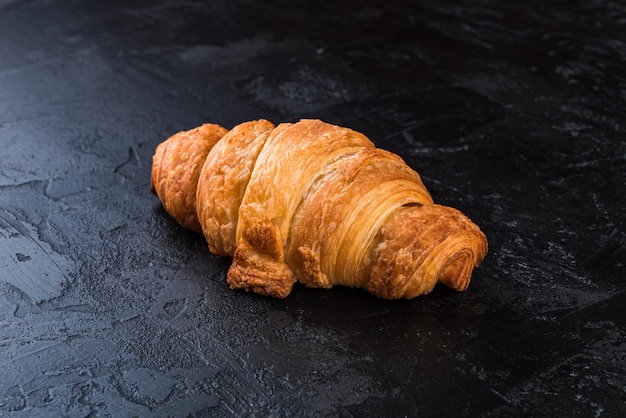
top-left (151, 119), bottom-right (487, 299)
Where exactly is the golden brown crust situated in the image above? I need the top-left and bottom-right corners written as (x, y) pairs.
top-left (236, 119), bottom-right (375, 243)
top-left (287, 146), bottom-right (434, 290)
top-left (227, 228), bottom-right (296, 298)
top-left (150, 118), bottom-right (488, 299)
top-left (151, 123), bottom-right (227, 232)
top-left (364, 204), bottom-right (487, 299)
top-left (230, 119), bottom-right (375, 297)
top-left (196, 119), bottom-right (275, 256)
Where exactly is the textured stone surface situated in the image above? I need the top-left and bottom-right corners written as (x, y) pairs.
top-left (1, 0), bottom-right (624, 416)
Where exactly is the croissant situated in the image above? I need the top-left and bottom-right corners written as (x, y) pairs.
top-left (151, 119), bottom-right (487, 299)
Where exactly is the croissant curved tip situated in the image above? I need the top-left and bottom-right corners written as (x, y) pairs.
top-left (437, 249), bottom-right (473, 291)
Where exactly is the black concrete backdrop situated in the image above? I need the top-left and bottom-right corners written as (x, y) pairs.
top-left (1, 0), bottom-right (625, 416)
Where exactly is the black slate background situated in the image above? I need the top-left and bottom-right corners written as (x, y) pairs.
top-left (1, 0), bottom-right (625, 416)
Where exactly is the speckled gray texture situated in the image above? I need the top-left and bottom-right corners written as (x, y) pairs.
top-left (1, 0), bottom-right (624, 416)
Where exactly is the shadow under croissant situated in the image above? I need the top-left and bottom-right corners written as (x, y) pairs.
top-left (150, 118), bottom-right (487, 300)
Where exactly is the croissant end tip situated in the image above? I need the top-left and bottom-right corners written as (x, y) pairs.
top-left (437, 250), bottom-right (473, 291)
